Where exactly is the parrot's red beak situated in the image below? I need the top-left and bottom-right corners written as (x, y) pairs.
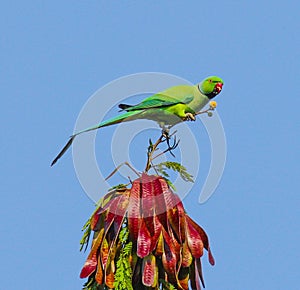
top-left (215, 82), bottom-right (223, 94)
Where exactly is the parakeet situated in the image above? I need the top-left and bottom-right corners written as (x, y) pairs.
top-left (51, 76), bottom-right (223, 166)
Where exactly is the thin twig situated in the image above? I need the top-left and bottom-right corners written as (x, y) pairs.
top-left (105, 161), bottom-right (141, 181)
top-left (195, 107), bottom-right (215, 116)
top-left (152, 139), bottom-right (180, 161)
top-left (150, 160), bottom-right (160, 175)
top-left (145, 134), bottom-right (164, 172)
top-left (144, 130), bottom-right (179, 173)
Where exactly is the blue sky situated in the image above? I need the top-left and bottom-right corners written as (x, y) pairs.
top-left (1, 1), bottom-right (300, 289)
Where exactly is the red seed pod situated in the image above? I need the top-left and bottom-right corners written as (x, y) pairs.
top-left (80, 173), bottom-right (215, 289)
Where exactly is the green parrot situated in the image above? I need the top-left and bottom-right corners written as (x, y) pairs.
top-left (51, 76), bottom-right (223, 166)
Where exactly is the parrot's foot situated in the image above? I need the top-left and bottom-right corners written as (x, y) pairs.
top-left (159, 129), bottom-right (179, 158)
top-left (161, 125), bottom-right (172, 138)
top-left (161, 129), bottom-right (170, 145)
top-left (183, 112), bottom-right (196, 121)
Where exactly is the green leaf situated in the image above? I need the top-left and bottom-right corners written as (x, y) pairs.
top-left (108, 183), bottom-right (128, 191)
top-left (149, 138), bottom-right (153, 147)
top-left (82, 274), bottom-right (108, 290)
top-left (148, 138), bottom-right (154, 154)
top-left (80, 220), bottom-right (92, 252)
top-left (80, 199), bottom-right (105, 252)
top-left (154, 161), bottom-right (194, 183)
top-left (114, 218), bottom-right (134, 290)
top-left (160, 279), bottom-right (178, 290)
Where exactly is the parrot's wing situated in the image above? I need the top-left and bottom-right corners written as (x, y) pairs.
top-left (119, 94), bottom-right (194, 112)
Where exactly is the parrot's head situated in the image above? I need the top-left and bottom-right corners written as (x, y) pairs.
top-left (198, 76), bottom-right (224, 99)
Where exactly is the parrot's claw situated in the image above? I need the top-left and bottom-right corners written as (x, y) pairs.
top-left (159, 129), bottom-right (179, 158)
top-left (161, 129), bottom-right (170, 145)
top-left (166, 135), bottom-right (179, 157)
top-left (161, 125), bottom-right (172, 138)
top-left (183, 112), bottom-right (196, 121)
top-left (162, 130), bottom-right (169, 139)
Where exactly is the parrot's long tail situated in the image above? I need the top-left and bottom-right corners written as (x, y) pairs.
top-left (51, 136), bottom-right (75, 166)
top-left (51, 111), bottom-right (142, 166)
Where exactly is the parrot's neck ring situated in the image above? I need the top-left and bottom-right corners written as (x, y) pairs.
top-left (198, 84), bottom-right (218, 100)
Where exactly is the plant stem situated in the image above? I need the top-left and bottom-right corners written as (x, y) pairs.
top-left (144, 134), bottom-right (164, 173)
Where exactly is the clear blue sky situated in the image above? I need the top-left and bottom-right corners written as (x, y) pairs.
top-left (1, 1), bottom-right (299, 289)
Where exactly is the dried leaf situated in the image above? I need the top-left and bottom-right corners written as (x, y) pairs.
top-left (155, 231), bottom-right (164, 257)
top-left (153, 177), bottom-right (168, 232)
top-left (162, 229), bottom-right (177, 281)
top-left (95, 253), bottom-right (103, 284)
top-left (150, 215), bottom-right (162, 252)
top-left (195, 257), bottom-right (205, 288)
top-left (189, 261), bottom-right (201, 290)
top-left (105, 266), bottom-right (115, 289)
top-left (186, 215), bottom-right (215, 265)
top-left (158, 177), bottom-right (178, 211)
top-left (100, 238), bottom-right (109, 269)
top-left (80, 228), bottom-right (104, 278)
top-left (142, 254), bottom-right (156, 287)
top-left (186, 218), bottom-right (204, 259)
top-left (127, 179), bottom-right (141, 240)
top-left (181, 241), bottom-right (193, 268)
top-left (137, 219), bottom-right (152, 258)
top-left (178, 267), bottom-right (190, 290)
top-left (141, 174), bottom-right (155, 237)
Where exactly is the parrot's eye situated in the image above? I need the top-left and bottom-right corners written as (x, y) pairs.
top-left (208, 79), bottom-right (212, 83)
